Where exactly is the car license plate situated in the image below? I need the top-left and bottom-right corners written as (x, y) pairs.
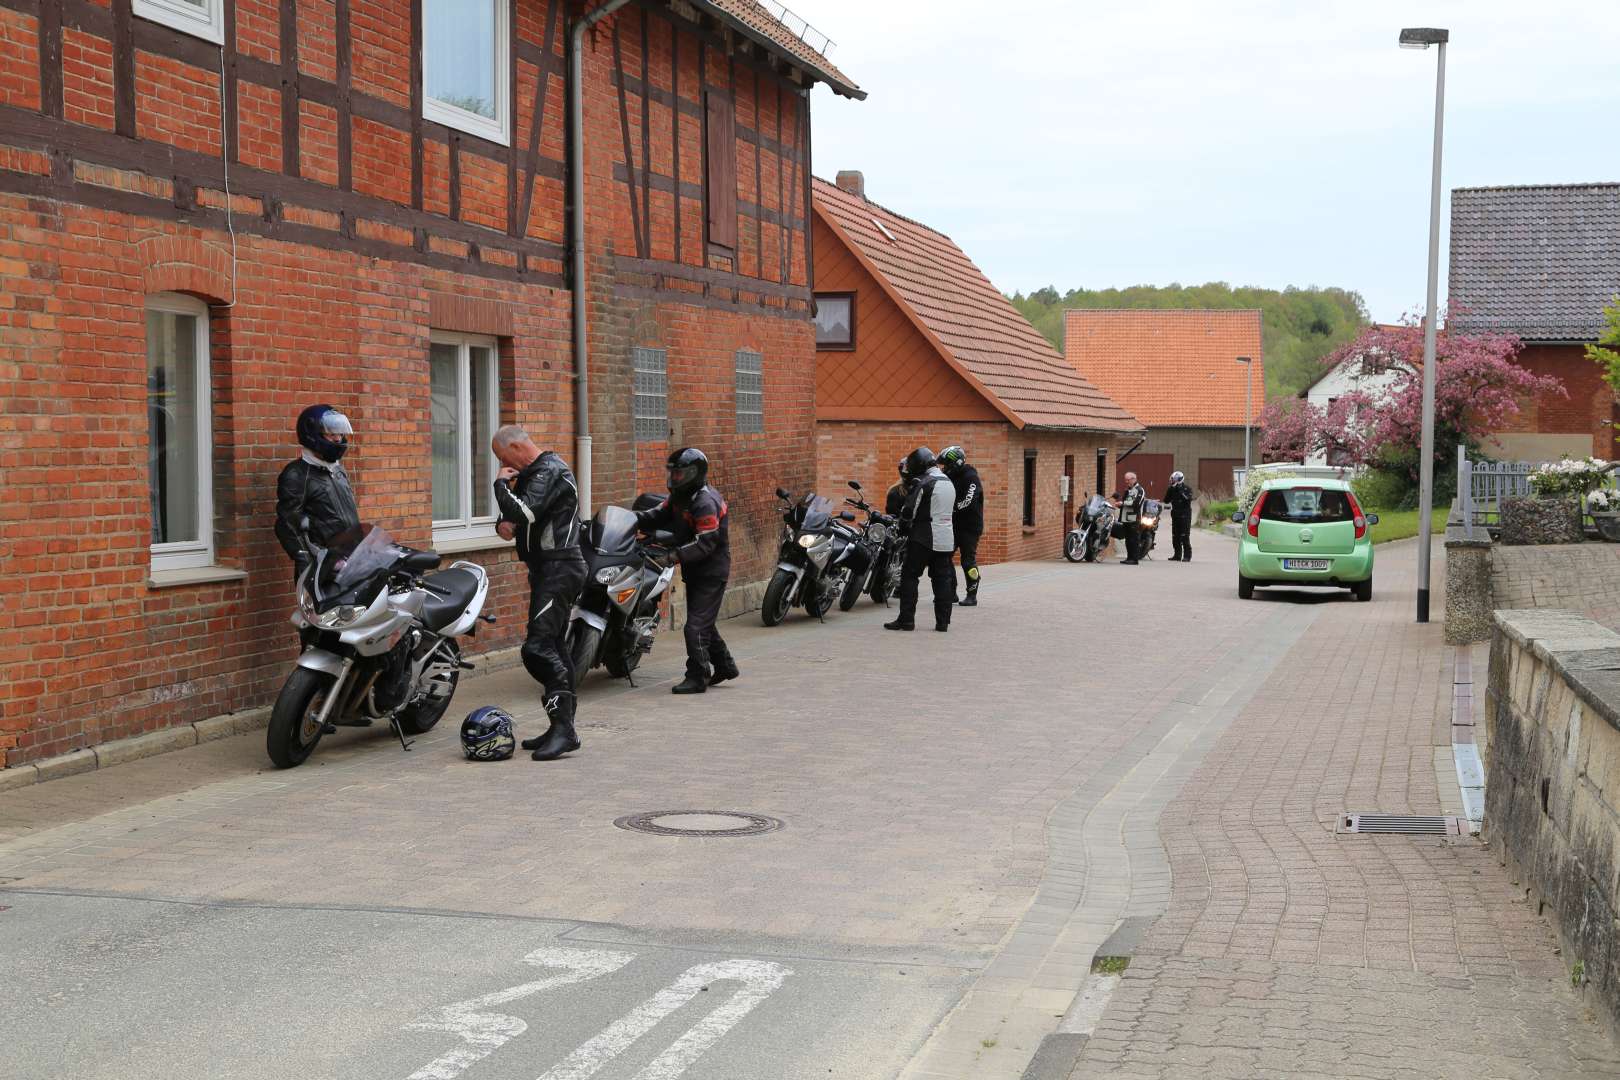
top-left (1284, 559), bottom-right (1330, 570)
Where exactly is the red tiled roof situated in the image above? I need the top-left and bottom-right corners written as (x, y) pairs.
top-left (1062, 310), bottom-right (1264, 428)
top-left (694, 1), bottom-right (863, 99)
top-left (813, 178), bottom-right (1143, 434)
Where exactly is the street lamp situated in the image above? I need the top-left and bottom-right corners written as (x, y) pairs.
top-left (1236, 356), bottom-right (1253, 470)
top-left (1401, 26), bottom-right (1448, 624)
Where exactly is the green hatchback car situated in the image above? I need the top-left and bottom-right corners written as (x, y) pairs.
top-left (1232, 478), bottom-right (1379, 601)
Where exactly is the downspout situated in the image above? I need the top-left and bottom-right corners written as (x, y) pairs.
top-left (569, 0), bottom-right (632, 517)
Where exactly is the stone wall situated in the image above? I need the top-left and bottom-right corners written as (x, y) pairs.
top-left (1486, 609), bottom-right (1620, 1036)
top-left (1446, 520), bottom-right (1620, 644)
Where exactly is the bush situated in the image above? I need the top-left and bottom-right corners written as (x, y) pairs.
top-left (1352, 468), bottom-right (1416, 511)
top-left (1528, 457), bottom-right (1612, 498)
top-left (1236, 469), bottom-right (1296, 512)
top-left (1203, 498), bottom-right (1238, 525)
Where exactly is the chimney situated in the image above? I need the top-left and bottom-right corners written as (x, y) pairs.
top-left (835, 170), bottom-right (865, 199)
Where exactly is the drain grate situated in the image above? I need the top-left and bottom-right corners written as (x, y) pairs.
top-left (1340, 813), bottom-right (1463, 835)
top-left (614, 810), bottom-right (784, 838)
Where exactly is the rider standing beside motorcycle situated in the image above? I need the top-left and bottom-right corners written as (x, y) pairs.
top-left (1164, 470), bottom-right (1195, 562)
top-left (885, 459), bottom-right (910, 517)
top-left (886, 447), bottom-right (957, 633)
top-left (492, 425), bottom-right (587, 761)
top-left (938, 445), bottom-right (984, 607)
top-left (274, 404), bottom-right (361, 583)
top-left (1115, 471), bottom-right (1147, 565)
top-left (636, 448), bottom-right (739, 695)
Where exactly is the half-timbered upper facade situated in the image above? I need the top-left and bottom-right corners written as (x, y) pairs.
top-left (0, 0), bottom-right (861, 767)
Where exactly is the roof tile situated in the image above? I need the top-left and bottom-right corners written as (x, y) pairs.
top-left (813, 178), bottom-right (1142, 433)
top-left (1062, 310), bottom-right (1264, 428)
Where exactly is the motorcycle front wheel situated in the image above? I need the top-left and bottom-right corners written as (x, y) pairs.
top-left (761, 568), bottom-right (796, 626)
top-left (869, 561), bottom-right (895, 605)
top-left (267, 667), bottom-right (336, 769)
top-left (1064, 530), bottom-right (1086, 563)
top-left (838, 566), bottom-right (865, 611)
top-left (569, 624), bottom-right (601, 682)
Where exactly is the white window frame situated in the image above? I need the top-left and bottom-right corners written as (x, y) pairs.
top-left (422, 0), bottom-right (512, 146)
top-left (133, 0), bottom-right (224, 45)
top-left (147, 293), bottom-right (215, 572)
top-left (430, 331), bottom-right (502, 545)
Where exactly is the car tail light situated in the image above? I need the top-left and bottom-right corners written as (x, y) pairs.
top-left (1247, 493), bottom-right (1265, 538)
top-left (1348, 491), bottom-right (1368, 540)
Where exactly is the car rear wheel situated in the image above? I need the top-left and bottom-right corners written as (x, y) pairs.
top-left (1238, 574), bottom-right (1255, 600)
top-left (1353, 578), bottom-right (1372, 602)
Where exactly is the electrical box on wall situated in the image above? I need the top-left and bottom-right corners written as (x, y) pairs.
top-left (1059, 475), bottom-right (1071, 503)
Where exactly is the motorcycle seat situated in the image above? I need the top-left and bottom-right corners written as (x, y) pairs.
top-left (401, 549), bottom-right (443, 572)
top-left (420, 567), bottom-right (481, 631)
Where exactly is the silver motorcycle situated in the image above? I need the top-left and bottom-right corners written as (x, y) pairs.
top-left (271, 521), bottom-right (491, 768)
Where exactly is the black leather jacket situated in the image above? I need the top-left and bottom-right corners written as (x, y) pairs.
top-left (950, 465), bottom-right (984, 536)
top-left (637, 485), bottom-right (731, 580)
top-left (275, 457), bottom-right (361, 573)
top-left (1163, 481), bottom-right (1195, 517)
top-left (494, 451), bottom-right (584, 565)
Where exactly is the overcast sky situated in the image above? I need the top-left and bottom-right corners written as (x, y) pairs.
top-left (804, 1), bottom-right (1620, 322)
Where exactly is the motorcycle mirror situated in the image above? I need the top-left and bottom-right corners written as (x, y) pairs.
top-left (775, 487), bottom-right (790, 500)
top-left (848, 480), bottom-right (861, 491)
top-left (839, 511), bottom-right (856, 521)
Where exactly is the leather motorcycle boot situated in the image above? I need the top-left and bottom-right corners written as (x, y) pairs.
top-left (672, 653), bottom-right (710, 694)
top-left (884, 619), bottom-right (914, 631)
top-left (959, 586), bottom-right (978, 607)
top-left (529, 692), bottom-right (580, 761)
top-left (707, 643), bottom-right (740, 686)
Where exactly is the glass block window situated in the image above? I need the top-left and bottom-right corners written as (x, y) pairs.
top-left (735, 349), bottom-right (763, 434)
top-left (633, 347), bottom-right (668, 442)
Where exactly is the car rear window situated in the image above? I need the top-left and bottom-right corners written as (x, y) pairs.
top-left (1258, 487), bottom-right (1353, 524)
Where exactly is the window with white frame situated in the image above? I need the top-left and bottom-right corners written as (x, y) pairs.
top-left (133, 0), bottom-right (224, 44)
top-left (735, 349), bottom-right (763, 434)
top-left (423, 0), bottom-right (511, 145)
top-left (146, 294), bottom-right (215, 571)
top-left (430, 333), bottom-right (500, 541)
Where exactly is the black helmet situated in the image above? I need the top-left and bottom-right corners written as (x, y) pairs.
top-left (938, 445), bottom-right (966, 475)
top-left (666, 447), bottom-right (709, 496)
top-left (460, 706), bottom-right (515, 761)
top-left (903, 446), bottom-right (936, 480)
top-left (297, 404), bottom-right (354, 464)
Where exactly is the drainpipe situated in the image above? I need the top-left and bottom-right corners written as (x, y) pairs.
top-left (569, 0), bottom-right (631, 517)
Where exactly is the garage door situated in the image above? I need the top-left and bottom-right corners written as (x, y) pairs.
top-left (1117, 453), bottom-right (1173, 498)
top-left (1198, 458), bottom-right (1245, 497)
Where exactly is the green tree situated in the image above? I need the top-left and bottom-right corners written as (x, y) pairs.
top-left (1586, 294), bottom-right (1620, 394)
top-left (1007, 282), bottom-right (1368, 399)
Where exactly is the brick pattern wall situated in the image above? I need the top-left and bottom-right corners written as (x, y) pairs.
top-left (0, 0), bottom-right (821, 766)
top-left (1500, 344), bottom-right (1620, 457)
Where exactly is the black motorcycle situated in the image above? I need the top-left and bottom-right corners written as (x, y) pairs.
top-left (1140, 498), bottom-right (1163, 557)
top-left (761, 488), bottom-right (865, 626)
top-left (567, 502), bottom-right (678, 682)
top-left (837, 480), bottom-right (903, 609)
top-left (1065, 493), bottom-right (1115, 563)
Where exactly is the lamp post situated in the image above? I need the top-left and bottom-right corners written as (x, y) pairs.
top-left (1237, 356), bottom-right (1253, 470)
top-left (1401, 26), bottom-right (1448, 624)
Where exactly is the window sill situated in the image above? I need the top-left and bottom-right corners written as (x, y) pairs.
top-left (1022, 526), bottom-right (1038, 535)
top-left (433, 532), bottom-right (514, 555)
top-left (148, 565), bottom-right (249, 589)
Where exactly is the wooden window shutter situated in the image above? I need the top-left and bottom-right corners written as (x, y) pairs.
top-left (705, 89), bottom-right (737, 249)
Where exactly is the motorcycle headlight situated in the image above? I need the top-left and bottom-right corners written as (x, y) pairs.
top-left (595, 566), bottom-right (621, 584)
top-left (798, 533), bottom-right (819, 549)
top-left (317, 604), bottom-right (364, 629)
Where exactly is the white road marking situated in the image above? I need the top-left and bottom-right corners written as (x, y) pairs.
top-left (537, 959), bottom-right (792, 1080)
top-left (404, 947), bottom-right (636, 1080)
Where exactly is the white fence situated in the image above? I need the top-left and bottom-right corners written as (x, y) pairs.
top-left (1455, 449), bottom-right (1536, 539)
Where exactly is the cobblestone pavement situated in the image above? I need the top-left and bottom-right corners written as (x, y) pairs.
top-left (1, 536), bottom-right (1615, 1079)
top-left (1066, 538), bottom-right (1620, 1079)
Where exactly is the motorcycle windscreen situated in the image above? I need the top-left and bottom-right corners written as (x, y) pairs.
top-left (1086, 494), bottom-right (1109, 515)
top-left (796, 494), bottom-right (834, 531)
top-left (593, 505), bottom-right (640, 554)
top-left (333, 525), bottom-right (407, 589)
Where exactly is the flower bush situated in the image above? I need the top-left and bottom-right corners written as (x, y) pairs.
top-left (1236, 469), bottom-right (1296, 513)
top-left (1527, 457), bottom-right (1612, 499)
top-left (1588, 488), bottom-right (1618, 514)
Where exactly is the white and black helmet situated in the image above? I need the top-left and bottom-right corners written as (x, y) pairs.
top-left (1170, 471), bottom-right (1185, 485)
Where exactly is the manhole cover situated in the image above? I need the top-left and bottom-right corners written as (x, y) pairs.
top-left (614, 811), bottom-right (784, 838)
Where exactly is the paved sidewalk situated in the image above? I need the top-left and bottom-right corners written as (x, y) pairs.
top-left (1066, 538), bottom-right (1620, 1079)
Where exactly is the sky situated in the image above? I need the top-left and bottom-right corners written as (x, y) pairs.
top-left (803, 0), bottom-right (1620, 322)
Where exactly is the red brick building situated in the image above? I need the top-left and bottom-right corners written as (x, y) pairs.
top-left (811, 173), bottom-right (1141, 564)
top-left (1449, 183), bottom-right (1620, 461)
top-left (0, 0), bottom-right (861, 767)
top-left (1063, 309), bottom-right (1264, 498)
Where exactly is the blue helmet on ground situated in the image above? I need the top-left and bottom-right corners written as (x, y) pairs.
top-left (461, 706), bottom-right (515, 761)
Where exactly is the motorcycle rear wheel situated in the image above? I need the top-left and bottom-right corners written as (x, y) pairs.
top-left (1064, 530), bottom-right (1085, 563)
top-left (396, 640), bottom-right (460, 735)
top-left (761, 568), bottom-right (795, 626)
top-left (267, 667), bottom-right (335, 769)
